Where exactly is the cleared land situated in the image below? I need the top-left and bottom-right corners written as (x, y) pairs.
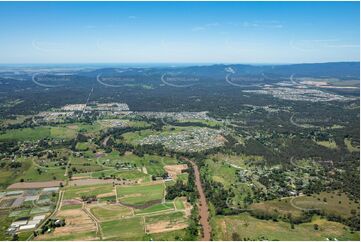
top-left (101, 216), bottom-right (145, 240)
top-left (63, 184), bottom-right (114, 199)
top-left (7, 181), bottom-right (63, 189)
top-left (116, 182), bottom-right (164, 207)
top-left (36, 208), bottom-right (98, 241)
top-left (145, 211), bottom-right (188, 234)
top-left (89, 203), bottom-right (133, 221)
top-left (214, 213), bottom-right (359, 241)
top-left (250, 191), bottom-right (359, 220)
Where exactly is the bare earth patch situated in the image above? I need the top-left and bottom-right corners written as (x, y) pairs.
top-left (96, 192), bottom-right (115, 198)
top-left (146, 221), bottom-right (188, 234)
top-left (67, 125), bottom-right (78, 130)
top-left (69, 178), bottom-right (116, 186)
top-left (164, 164), bottom-right (188, 179)
top-left (7, 181), bottom-right (64, 189)
top-left (36, 208), bottom-right (97, 240)
top-left (62, 199), bottom-right (82, 205)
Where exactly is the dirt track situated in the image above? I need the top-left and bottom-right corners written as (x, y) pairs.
top-left (182, 157), bottom-right (211, 241)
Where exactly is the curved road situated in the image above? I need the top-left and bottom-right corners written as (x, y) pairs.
top-left (182, 157), bottom-right (211, 241)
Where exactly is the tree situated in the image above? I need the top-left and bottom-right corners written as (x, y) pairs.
top-left (232, 233), bottom-right (241, 241)
top-left (313, 224), bottom-right (319, 230)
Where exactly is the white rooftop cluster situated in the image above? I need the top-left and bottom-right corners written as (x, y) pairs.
top-left (8, 215), bottom-right (46, 233)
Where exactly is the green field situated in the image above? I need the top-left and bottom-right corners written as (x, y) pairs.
top-left (91, 169), bottom-right (149, 181)
top-left (145, 211), bottom-right (187, 224)
top-left (71, 157), bottom-right (103, 173)
top-left (143, 228), bottom-right (188, 241)
top-left (0, 127), bottom-right (50, 141)
top-left (21, 158), bottom-right (66, 182)
top-left (214, 213), bottom-right (359, 241)
top-left (116, 182), bottom-right (165, 207)
top-left (61, 204), bottom-right (83, 210)
top-left (135, 202), bottom-right (174, 215)
top-left (204, 158), bottom-right (237, 189)
top-left (50, 126), bottom-right (77, 139)
top-left (90, 203), bottom-right (133, 221)
top-left (315, 139), bottom-right (338, 149)
top-left (0, 125), bottom-right (79, 141)
top-left (75, 142), bottom-right (90, 151)
top-left (38, 231), bottom-right (98, 241)
top-left (101, 216), bottom-right (145, 240)
top-left (64, 184), bottom-right (114, 199)
top-left (97, 152), bottom-right (177, 177)
top-left (174, 198), bottom-right (185, 210)
top-left (0, 158), bottom-right (33, 188)
top-left (344, 138), bottom-right (360, 153)
top-left (0, 210), bottom-right (12, 241)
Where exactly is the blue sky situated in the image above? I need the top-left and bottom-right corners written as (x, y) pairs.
top-left (0, 1), bottom-right (359, 64)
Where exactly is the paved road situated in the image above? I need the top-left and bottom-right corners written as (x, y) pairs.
top-left (182, 157), bottom-right (211, 241)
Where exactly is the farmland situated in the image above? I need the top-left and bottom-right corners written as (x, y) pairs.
top-left (63, 184), bottom-right (114, 200)
top-left (116, 182), bottom-right (165, 207)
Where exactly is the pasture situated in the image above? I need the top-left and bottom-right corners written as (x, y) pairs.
top-left (135, 202), bottom-right (174, 215)
top-left (101, 216), bottom-right (145, 240)
top-left (214, 213), bottom-right (359, 241)
top-left (116, 182), bottom-right (165, 207)
top-left (250, 191), bottom-right (360, 220)
top-left (0, 127), bottom-right (50, 142)
top-left (89, 203), bottom-right (133, 221)
top-left (144, 211), bottom-right (188, 234)
top-left (64, 183), bottom-right (114, 199)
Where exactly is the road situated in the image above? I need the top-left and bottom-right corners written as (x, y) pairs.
top-left (182, 157), bottom-right (211, 241)
top-left (26, 190), bottom-right (64, 241)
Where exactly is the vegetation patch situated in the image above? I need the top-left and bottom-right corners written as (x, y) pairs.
top-left (214, 213), bottom-right (359, 241)
top-left (116, 182), bottom-right (164, 207)
top-left (89, 203), bottom-right (133, 221)
top-left (101, 216), bottom-right (145, 240)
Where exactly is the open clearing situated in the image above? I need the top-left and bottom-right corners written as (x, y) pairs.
top-left (250, 191), bottom-right (359, 220)
top-left (101, 216), bottom-right (145, 240)
top-left (164, 164), bottom-right (188, 179)
top-left (116, 182), bottom-right (164, 207)
top-left (7, 181), bottom-right (63, 189)
top-left (63, 183), bottom-right (114, 199)
top-left (135, 202), bottom-right (174, 215)
top-left (214, 213), bottom-right (359, 241)
top-left (89, 203), bottom-right (133, 221)
top-left (144, 211), bottom-right (188, 234)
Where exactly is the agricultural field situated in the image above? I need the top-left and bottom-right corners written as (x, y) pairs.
top-left (144, 211), bottom-right (189, 234)
top-left (63, 183), bottom-right (114, 200)
top-left (101, 216), bottom-right (145, 240)
top-left (89, 203), bottom-right (134, 221)
top-left (36, 208), bottom-right (98, 241)
top-left (116, 182), bottom-right (165, 207)
top-left (96, 151), bottom-right (178, 177)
